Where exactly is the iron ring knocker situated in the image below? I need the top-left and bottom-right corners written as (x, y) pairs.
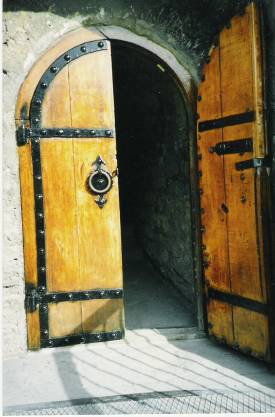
top-left (87, 156), bottom-right (114, 208)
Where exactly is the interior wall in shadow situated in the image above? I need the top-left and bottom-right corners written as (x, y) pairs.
top-left (112, 42), bottom-right (195, 307)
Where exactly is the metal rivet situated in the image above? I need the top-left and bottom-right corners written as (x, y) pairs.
top-left (74, 129), bottom-right (80, 135)
top-left (58, 129), bottom-right (64, 135)
top-left (34, 118), bottom-right (40, 123)
top-left (80, 45), bottom-right (87, 52)
top-left (50, 66), bottom-right (58, 73)
top-left (40, 286), bottom-right (46, 292)
top-left (96, 334), bottom-right (101, 340)
top-left (116, 290), bottom-right (120, 296)
top-left (40, 267), bottom-right (46, 272)
top-left (34, 138), bottom-right (40, 143)
top-left (35, 99), bottom-right (42, 105)
top-left (197, 95), bottom-right (202, 101)
top-left (35, 175), bottom-right (42, 180)
top-left (36, 194), bottom-right (43, 199)
top-left (98, 41), bottom-right (104, 48)
top-left (100, 291), bottom-right (105, 297)
top-left (43, 329), bottom-right (48, 335)
top-left (105, 130), bottom-right (111, 136)
top-left (39, 248), bottom-right (45, 254)
top-left (39, 230), bottom-right (45, 235)
top-left (85, 292), bottom-right (90, 298)
top-left (90, 130), bottom-right (96, 135)
top-left (64, 54), bottom-right (71, 61)
top-left (65, 337), bottom-right (69, 343)
top-left (81, 336), bottom-right (86, 343)
top-left (42, 305), bottom-right (47, 311)
top-left (41, 82), bottom-right (47, 89)
top-left (68, 293), bottom-right (73, 299)
top-left (48, 340), bottom-right (53, 346)
top-left (51, 294), bottom-right (57, 300)
top-left (41, 129), bottom-right (47, 135)
top-left (111, 333), bottom-right (117, 338)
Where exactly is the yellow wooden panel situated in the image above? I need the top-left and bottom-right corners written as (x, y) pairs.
top-left (41, 140), bottom-right (80, 292)
top-left (73, 139), bottom-right (123, 290)
top-left (207, 300), bottom-right (234, 344)
top-left (223, 123), bottom-right (265, 302)
top-left (81, 299), bottom-right (124, 333)
top-left (41, 67), bottom-right (71, 127)
top-left (48, 302), bottom-right (83, 338)
top-left (233, 307), bottom-right (270, 359)
top-left (26, 310), bottom-right (40, 350)
top-left (18, 144), bottom-right (37, 286)
top-left (68, 46), bottom-right (115, 128)
top-left (220, 10), bottom-right (253, 117)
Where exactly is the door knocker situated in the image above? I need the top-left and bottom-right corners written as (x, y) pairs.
top-left (87, 156), bottom-right (115, 208)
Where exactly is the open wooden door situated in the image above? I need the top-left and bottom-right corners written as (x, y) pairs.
top-left (16, 29), bottom-right (124, 349)
top-left (197, 2), bottom-right (274, 361)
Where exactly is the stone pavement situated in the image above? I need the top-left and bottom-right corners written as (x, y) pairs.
top-left (3, 329), bottom-right (275, 414)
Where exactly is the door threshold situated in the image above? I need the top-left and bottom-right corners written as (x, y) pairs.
top-left (125, 326), bottom-right (205, 344)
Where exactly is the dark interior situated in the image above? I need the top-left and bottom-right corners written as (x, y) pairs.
top-left (112, 41), bottom-right (196, 329)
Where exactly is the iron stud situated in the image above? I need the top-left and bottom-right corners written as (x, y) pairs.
top-left (40, 286), bottom-right (46, 292)
top-left (58, 129), bottom-right (64, 135)
top-left (34, 118), bottom-right (40, 123)
top-left (48, 340), bottom-right (53, 346)
top-left (40, 266), bottom-right (46, 272)
top-left (36, 194), bottom-right (43, 199)
top-left (39, 229), bottom-right (45, 235)
top-left (98, 41), bottom-right (104, 48)
top-left (81, 336), bottom-right (86, 343)
top-left (50, 66), bottom-right (58, 73)
top-left (64, 54), bottom-right (71, 61)
top-left (35, 175), bottom-right (42, 180)
top-left (51, 294), bottom-right (57, 300)
top-left (74, 129), bottom-right (80, 135)
top-left (80, 45), bottom-right (87, 52)
top-left (41, 82), bottom-right (48, 89)
top-left (100, 291), bottom-right (105, 297)
top-left (90, 130), bottom-right (96, 135)
top-left (96, 334), bottom-right (101, 340)
top-left (116, 290), bottom-right (120, 296)
top-left (68, 293), bottom-right (73, 299)
top-left (43, 329), bottom-right (48, 335)
top-left (105, 130), bottom-right (111, 136)
top-left (35, 99), bottom-right (42, 105)
top-left (65, 337), bottom-right (69, 343)
top-left (34, 139), bottom-right (40, 143)
top-left (42, 305), bottom-right (47, 311)
top-left (41, 129), bottom-right (47, 135)
top-left (111, 333), bottom-right (116, 338)
top-left (39, 248), bottom-right (45, 254)
top-left (85, 292), bottom-right (90, 298)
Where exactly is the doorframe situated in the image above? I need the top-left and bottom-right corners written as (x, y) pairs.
top-left (99, 26), bottom-right (205, 332)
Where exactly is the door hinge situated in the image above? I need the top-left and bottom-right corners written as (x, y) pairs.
top-left (16, 125), bottom-right (30, 146)
top-left (235, 156), bottom-right (271, 171)
top-left (25, 285), bottom-right (41, 313)
top-left (209, 138), bottom-right (253, 155)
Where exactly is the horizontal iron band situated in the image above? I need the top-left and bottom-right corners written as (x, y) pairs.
top-left (28, 128), bottom-right (114, 139)
top-left (235, 156), bottom-right (271, 171)
top-left (38, 288), bottom-right (123, 304)
top-left (210, 137), bottom-right (253, 155)
top-left (41, 330), bottom-right (123, 348)
top-left (198, 111), bottom-right (255, 132)
top-left (208, 287), bottom-right (268, 315)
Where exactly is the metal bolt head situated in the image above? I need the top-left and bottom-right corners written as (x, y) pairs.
top-left (34, 139), bottom-right (40, 143)
top-left (48, 340), bottom-right (53, 346)
top-left (40, 266), bottom-right (46, 272)
top-left (50, 66), bottom-right (58, 73)
top-left (116, 290), bottom-right (120, 296)
top-left (90, 130), bottom-right (96, 135)
top-left (51, 294), bottom-right (57, 300)
top-left (100, 291), bottom-right (105, 297)
top-left (39, 229), bottom-right (45, 235)
top-left (74, 129), bottom-right (80, 135)
top-left (111, 333), bottom-right (117, 339)
top-left (98, 41), bottom-right (104, 48)
top-left (34, 118), bottom-right (40, 123)
top-left (43, 329), bottom-right (48, 335)
top-left (105, 130), bottom-right (111, 136)
top-left (40, 286), bottom-right (46, 292)
top-left (41, 82), bottom-right (47, 89)
top-left (35, 175), bottom-right (42, 180)
top-left (65, 337), bottom-right (69, 343)
top-left (39, 248), bottom-right (45, 254)
top-left (42, 305), bottom-right (47, 311)
top-left (58, 129), bottom-right (64, 135)
top-left (35, 99), bottom-right (42, 105)
top-left (80, 45), bottom-right (87, 52)
top-left (64, 54), bottom-right (71, 61)
top-left (81, 336), bottom-right (86, 343)
top-left (85, 292), bottom-right (90, 298)
top-left (68, 293), bottom-right (73, 299)
top-left (37, 194), bottom-right (43, 199)
top-left (96, 334), bottom-right (101, 340)
top-left (41, 129), bottom-right (47, 135)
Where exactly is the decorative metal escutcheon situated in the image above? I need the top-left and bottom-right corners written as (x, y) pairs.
top-left (87, 156), bottom-right (113, 208)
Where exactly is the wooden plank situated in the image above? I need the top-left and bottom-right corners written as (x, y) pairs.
top-left (48, 302), bottom-right (82, 338)
top-left (81, 299), bottom-right (124, 333)
top-left (15, 27), bottom-right (104, 123)
top-left (207, 300), bottom-right (234, 344)
top-left (223, 123), bottom-right (264, 302)
top-left (220, 10), bottom-right (253, 117)
top-left (18, 144), bottom-right (40, 349)
top-left (233, 307), bottom-right (270, 359)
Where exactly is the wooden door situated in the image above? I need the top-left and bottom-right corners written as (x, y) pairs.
top-left (16, 29), bottom-right (124, 349)
top-left (197, 2), bottom-right (274, 361)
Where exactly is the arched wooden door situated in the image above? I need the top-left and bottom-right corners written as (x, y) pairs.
top-left (197, 2), bottom-right (274, 361)
top-left (16, 29), bottom-right (124, 349)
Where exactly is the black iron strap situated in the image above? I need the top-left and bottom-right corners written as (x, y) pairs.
top-left (208, 287), bottom-right (268, 315)
top-left (40, 330), bottom-right (123, 348)
top-left (209, 137), bottom-right (253, 155)
top-left (198, 111), bottom-right (255, 132)
top-left (235, 156), bottom-right (271, 171)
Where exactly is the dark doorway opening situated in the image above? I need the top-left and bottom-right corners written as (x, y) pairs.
top-left (112, 41), bottom-right (196, 330)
